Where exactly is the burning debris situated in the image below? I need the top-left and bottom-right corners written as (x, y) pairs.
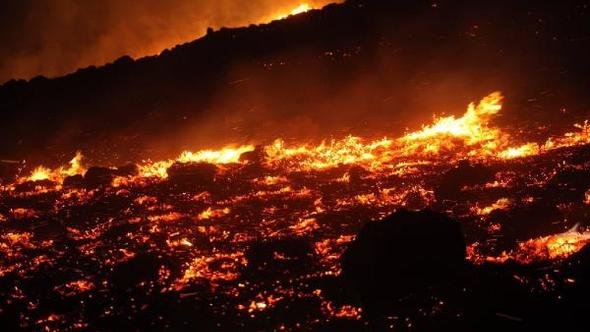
top-left (2, 93), bottom-right (590, 329)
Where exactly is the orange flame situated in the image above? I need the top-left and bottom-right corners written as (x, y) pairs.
top-left (274, 3), bottom-right (313, 20)
top-left (9, 92), bottom-right (590, 199)
top-left (19, 151), bottom-right (85, 185)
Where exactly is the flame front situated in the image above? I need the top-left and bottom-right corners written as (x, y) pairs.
top-left (15, 92), bottom-right (590, 187)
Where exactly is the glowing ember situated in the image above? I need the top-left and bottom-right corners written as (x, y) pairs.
top-left (197, 207), bottom-right (231, 220)
top-left (3, 92), bottom-right (590, 329)
top-left (515, 226), bottom-right (590, 263)
top-left (472, 198), bottom-right (512, 216)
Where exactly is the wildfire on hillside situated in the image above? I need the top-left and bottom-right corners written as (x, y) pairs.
top-left (2, 92), bottom-right (590, 329)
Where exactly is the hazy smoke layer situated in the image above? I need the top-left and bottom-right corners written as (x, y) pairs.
top-left (0, 0), bottom-right (336, 82)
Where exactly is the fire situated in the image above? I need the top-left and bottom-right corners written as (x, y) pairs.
top-left (397, 91), bottom-right (535, 160)
top-left (5, 91), bottom-right (590, 328)
top-left (12, 92), bottom-right (590, 189)
top-left (197, 207), bottom-right (231, 220)
top-left (543, 120), bottom-right (590, 150)
top-left (275, 3), bottom-right (313, 20)
top-left (18, 151), bottom-right (85, 186)
top-left (177, 146), bottom-right (254, 164)
top-left (261, 92), bottom-right (546, 173)
top-left (264, 136), bottom-right (394, 171)
top-left (517, 225), bottom-right (590, 262)
top-left (498, 142), bottom-right (540, 159)
top-left (28, 166), bottom-right (52, 182)
top-left (138, 145), bottom-right (254, 179)
top-left (478, 225), bottom-right (590, 264)
top-left (401, 92), bottom-right (503, 149)
top-left (54, 280), bottom-right (95, 297)
top-left (174, 252), bottom-right (247, 289)
top-left (472, 198), bottom-right (512, 216)
top-left (289, 3), bottom-right (312, 16)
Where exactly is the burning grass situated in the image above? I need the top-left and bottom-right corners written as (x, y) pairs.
top-left (2, 92), bottom-right (590, 329)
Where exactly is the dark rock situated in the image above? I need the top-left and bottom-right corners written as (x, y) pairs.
top-left (110, 253), bottom-right (162, 291)
top-left (239, 146), bottom-right (265, 164)
top-left (341, 210), bottom-right (467, 326)
top-left (83, 167), bottom-right (115, 188)
top-left (63, 174), bottom-right (84, 188)
top-left (342, 210), bottom-right (466, 296)
top-left (114, 163), bottom-right (139, 177)
top-left (167, 162), bottom-right (217, 188)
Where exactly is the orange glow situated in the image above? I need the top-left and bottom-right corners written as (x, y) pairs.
top-left (10, 92), bottom-right (590, 195)
top-left (138, 145), bottom-right (254, 179)
top-left (289, 3), bottom-right (312, 16)
top-left (4, 92), bottom-right (590, 273)
top-left (4, 91), bottom-right (590, 328)
top-left (400, 92), bottom-right (504, 155)
top-left (197, 207), bottom-right (231, 220)
top-left (274, 3), bottom-right (313, 20)
top-left (19, 151), bottom-right (85, 186)
top-left (517, 226), bottom-right (590, 263)
top-left (472, 198), bottom-right (512, 216)
top-left (498, 143), bottom-right (540, 159)
top-left (174, 252), bottom-right (247, 289)
top-left (470, 225), bottom-right (590, 265)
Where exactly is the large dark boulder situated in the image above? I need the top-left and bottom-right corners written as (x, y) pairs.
top-left (63, 174), bottom-right (84, 188)
top-left (167, 162), bottom-right (217, 189)
top-left (83, 166), bottom-right (115, 188)
top-left (114, 163), bottom-right (139, 177)
top-left (342, 209), bottom-right (467, 296)
top-left (341, 210), bottom-right (467, 327)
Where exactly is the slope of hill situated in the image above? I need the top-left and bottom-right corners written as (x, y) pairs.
top-left (1, 0), bottom-right (589, 164)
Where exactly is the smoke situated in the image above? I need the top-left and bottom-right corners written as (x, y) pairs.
top-left (0, 0), bottom-right (337, 83)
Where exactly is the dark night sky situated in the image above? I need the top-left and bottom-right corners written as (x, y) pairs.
top-left (0, 0), bottom-right (337, 83)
